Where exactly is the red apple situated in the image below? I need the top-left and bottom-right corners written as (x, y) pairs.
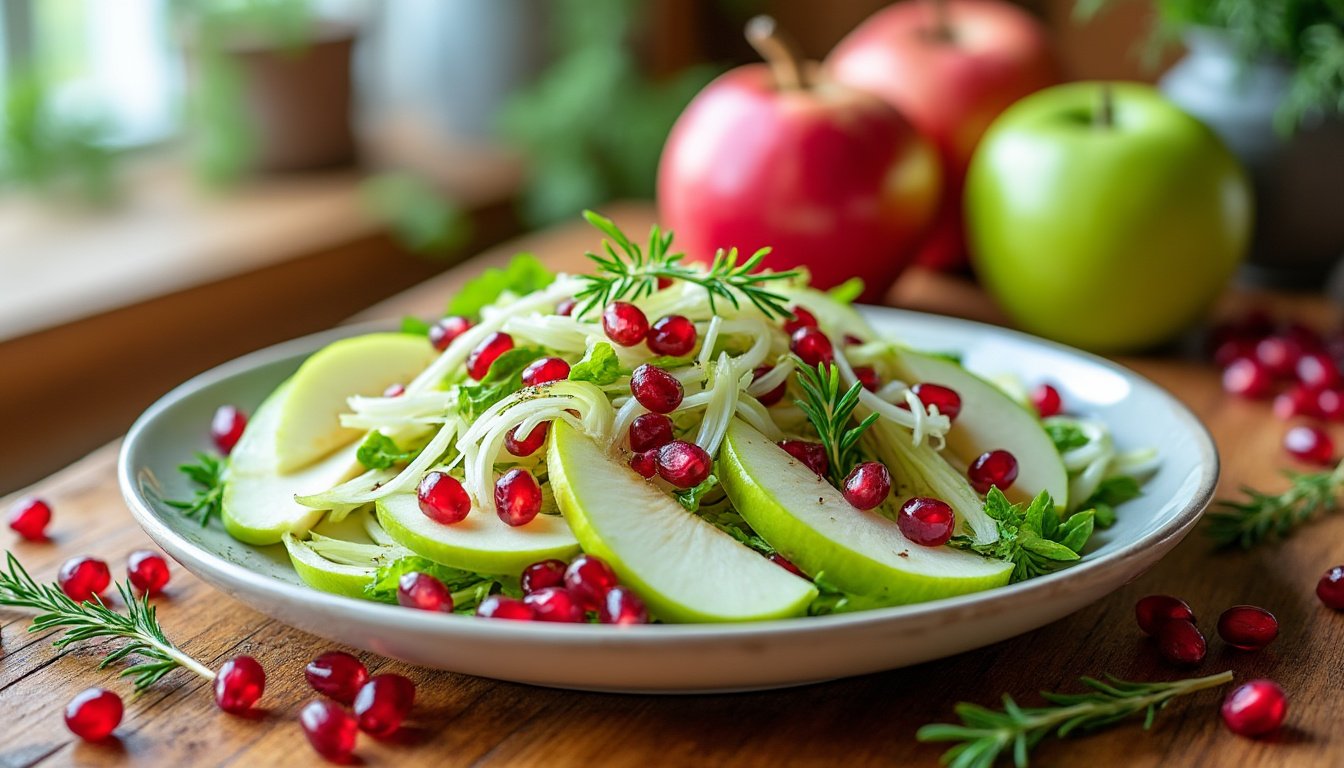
top-left (657, 16), bottom-right (941, 302)
top-left (827, 0), bottom-right (1059, 272)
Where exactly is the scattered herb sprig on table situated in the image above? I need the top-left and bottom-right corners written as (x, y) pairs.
top-left (166, 452), bottom-right (226, 527)
top-left (575, 210), bottom-right (798, 320)
top-left (1206, 460), bottom-right (1344, 549)
top-left (950, 489), bottom-right (1095, 583)
top-left (792, 359), bottom-right (880, 487)
top-left (917, 670), bottom-right (1234, 768)
top-left (0, 552), bottom-right (213, 691)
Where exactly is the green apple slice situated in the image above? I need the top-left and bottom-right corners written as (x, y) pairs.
top-left (721, 419), bottom-right (1012, 605)
top-left (548, 421), bottom-right (817, 622)
top-left (223, 381), bottom-right (363, 545)
top-left (376, 492), bottom-right (580, 576)
top-left (894, 349), bottom-right (1069, 508)
top-left (273, 333), bottom-right (438, 473)
top-left (283, 513), bottom-right (413, 599)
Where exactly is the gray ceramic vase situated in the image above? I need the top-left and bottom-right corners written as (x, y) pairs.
top-left (1160, 28), bottom-right (1344, 289)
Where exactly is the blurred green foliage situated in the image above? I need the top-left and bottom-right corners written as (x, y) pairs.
top-left (0, 72), bottom-right (117, 205)
top-left (361, 172), bottom-right (470, 259)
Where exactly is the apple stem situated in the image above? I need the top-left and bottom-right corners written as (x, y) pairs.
top-left (1097, 83), bottom-right (1115, 128)
top-left (746, 15), bottom-right (807, 90)
top-left (929, 0), bottom-right (954, 42)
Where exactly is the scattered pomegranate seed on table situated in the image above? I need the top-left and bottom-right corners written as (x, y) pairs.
top-left (57, 556), bottom-right (110, 602)
top-left (1221, 679), bottom-right (1288, 737)
top-left (299, 699), bottom-right (359, 762)
top-left (790, 327), bottom-right (834, 367)
top-left (628, 413), bottom-right (675, 453)
top-left (752, 366), bottom-right (788, 406)
top-left (1222, 358), bottom-right (1273, 399)
top-left (7, 497), bottom-right (51, 541)
top-left (656, 440), bottom-right (713, 488)
top-left (1295, 352), bottom-right (1340, 389)
top-left (504, 422), bottom-right (548, 457)
top-left (210, 405), bottom-right (248, 454)
top-left (1254, 336), bottom-right (1301, 378)
top-left (564, 555), bottom-right (618, 610)
top-left (521, 356), bottom-right (570, 386)
top-left (777, 440), bottom-right (828, 478)
top-left (897, 497), bottom-right (956, 546)
top-left (647, 314), bottom-right (698, 356)
top-left (64, 688), bottom-right (123, 742)
top-left (630, 364), bottom-right (684, 413)
top-left (782, 305), bottom-right (818, 334)
top-left (842, 462), bottom-right (892, 510)
top-left (214, 655), bottom-right (266, 714)
top-left (1156, 619), bottom-right (1207, 665)
top-left (602, 301), bottom-right (649, 346)
top-left (1134, 595), bottom-right (1195, 635)
top-left (428, 315), bottom-right (473, 351)
top-left (912, 383), bottom-right (962, 421)
top-left (1274, 385), bottom-right (1316, 420)
top-left (416, 471), bottom-right (471, 525)
top-left (466, 331), bottom-right (514, 380)
top-left (397, 572), bottom-right (454, 613)
top-left (1216, 605), bottom-right (1279, 651)
top-left (1031, 383), bottom-right (1062, 417)
top-left (769, 553), bottom-right (806, 577)
top-left (475, 594), bottom-right (536, 620)
top-left (1316, 565), bottom-right (1344, 610)
top-left (1315, 389), bottom-right (1344, 421)
top-left (524, 586), bottom-right (585, 622)
top-left (305, 652), bottom-right (369, 705)
top-left (353, 674), bottom-right (416, 738)
top-left (126, 550), bottom-right (170, 596)
top-left (967, 450), bottom-right (1019, 494)
top-left (1283, 424), bottom-right (1334, 465)
top-left (495, 469), bottom-right (543, 526)
top-left (600, 586), bottom-right (649, 624)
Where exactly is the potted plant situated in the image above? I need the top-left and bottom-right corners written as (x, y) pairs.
top-left (1081, 0), bottom-right (1344, 288)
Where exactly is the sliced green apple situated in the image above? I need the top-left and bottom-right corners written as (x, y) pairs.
top-left (894, 349), bottom-right (1069, 508)
top-left (284, 514), bottom-right (413, 599)
top-left (721, 419), bottom-right (1012, 605)
top-left (376, 492), bottom-right (579, 576)
top-left (273, 333), bottom-right (437, 473)
top-left (548, 421), bottom-right (817, 622)
top-left (223, 381), bottom-right (363, 545)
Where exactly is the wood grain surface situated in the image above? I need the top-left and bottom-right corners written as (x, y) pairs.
top-left (2, 204), bottom-right (1342, 767)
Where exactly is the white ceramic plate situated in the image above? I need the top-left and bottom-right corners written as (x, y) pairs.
top-left (118, 308), bottom-right (1217, 693)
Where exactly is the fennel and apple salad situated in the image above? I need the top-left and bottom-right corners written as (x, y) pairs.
top-left (172, 212), bottom-right (1156, 624)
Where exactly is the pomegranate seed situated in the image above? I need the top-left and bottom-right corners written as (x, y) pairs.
top-left (64, 688), bottom-right (122, 742)
top-left (1217, 605), bottom-right (1279, 651)
top-left (428, 315), bottom-right (473, 351)
top-left (127, 550), bottom-right (170, 596)
top-left (602, 301), bottom-right (649, 346)
top-left (843, 462), bottom-right (892, 510)
top-left (521, 559), bottom-right (567, 594)
top-left (1317, 565), bottom-right (1344, 609)
top-left (305, 651), bottom-right (369, 705)
top-left (1031, 383), bottom-right (1063, 417)
top-left (1214, 338), bottom-right (1255, 367)
top-left (854, 366), bottom-right (880, 392)
top-left (1255, 336), bottom-right (1301, 378)
top-left (556, 297), bottom-right (577, 316)
top-left (656, 276), bottom-right (674, 290)
top-left (524, 586), bottom-right (585, 622)
top-left (752, 366), bottom-right (788, 406)
top-left (1222, 680), bottom-right (1288, 737)
top-left (1296, 351), bottom-right (1341, 388)
top-left (504, 422), bottom-right (548, 457)
top-left (495, 469), bottom-right (543, 527)
top-left (397, 572), bottom-right (454, 612)
top-left (1284, 321), bottom-right (1324, 350)
top-left (782, 306), bottom-right (818, 334)
top-left (211, 405), bottom-right (248, 454)
top-left (382, 383), bottom-right (406, 398)
top-left (299, 699), bottom-right (359, 761)
top-left (778, 440), bottom-right (828, 478)
top-left (416, 471), bottom-right (471, 525)
top-left (1317, 389), bottom-right (1344, 421)
top-left (214, 655), bottom-right (266, 714)
top-left (630, 364), bottom-right (683, 413)
top-left (769, 553), bottom-right (806, 577)
top-left (647, 315), bottom-right (697, 357)
top-left (7, 497), bottom-right (51, 540)
top-left (629, 450), bottom-right (658, 478)
top-left (1155, 618), bottom-right (1207, 665)
top-left (58, 556), bottom-right (110, 602)
top-left (1275, 385), bottom-right (1318, 420)
top-left (599, 586), bottom-right (649, 624)
top-left (843, 334), bottom-right (864, 346)
top-left (898, 497), bottom-right (956, 546)
top-left (1284, 424), bottom-right (1334, 465)
top-left (1222, 358), bottom-right (1274, 399)
top-left (968, 450), bottom-right (1019, 494)
top-left (476, 594), bottom-right (536, 620)
top-left (790, 327), bottom-right (834, 367)
top-left (656, 440), bottom-right (712, 488)
top-left (1135, 595), bottom-right (1195, 635)
top-left (522, 356), bottom-right (570, 386)
top-left (353, 674), bottom-right (416, 739)
top-left (629, 413), bottom-right (675, 453)
top-left (564, 554), bottom-right (618, 610)
top-left (912, 383), bottom-right (963, 421)
top-left (466, 331), bottom-right (514, 380)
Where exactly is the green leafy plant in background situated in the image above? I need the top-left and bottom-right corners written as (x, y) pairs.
top-left (1077, 0), bottom-right (1344, 131)
top-left (499, 0), bottom-right (725, 226)
top-left (361, 172), bottom-right (471, 259)
top-left (0, 71), bottom-right (117, 205)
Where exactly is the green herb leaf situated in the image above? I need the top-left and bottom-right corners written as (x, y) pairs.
top-left (792, 359), bottom-right (880, 487)
top-left (1046, 422), bottom-right (1090, 453)
top-left (568, 342), bottom-right (623, 385)
top-left (364, 555), bottom-right (517, 613)
top-left (356, 433), bottom-right (420, 471)
top-left (1080, 475), bottom-right (1141, 529)
top-left (827, 277), bottom-right (865, 304)
top-left (697, 507), bottom-right (773, 556)
top-left (400, 315), bottom-right (432, 336)
top-left (952, 489), bottom-right (1093, 583)
top-left (165, 452), bottom-right (226, 527)
top-left (675, 473), bottom-right (719, 512)
top-left (447, 253), bottom-right (555, 318)
top-left (1206, 461), bottom-right (1344, 549)
top-left (457, 345), bottom-right (549, 421)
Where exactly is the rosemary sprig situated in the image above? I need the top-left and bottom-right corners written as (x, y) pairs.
top-left (574, 210), bottom-right (797, 320)
top-left (792, 359), bottom-right (879, 487)
top-left (0, 551), bottom-right (214, 692)
top-left (1205, 460), bottom-right (1344, 549)
top-left (917, 671), bottom-right (1233, 768)
top-left (165, 452), bottom-right (226, 527)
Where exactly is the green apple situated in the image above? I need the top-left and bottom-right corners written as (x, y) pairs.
top-left (376, 492), bottom-right (580, 576)
top-left (966, 82), bottom-right (1251, 352)
top-left (894, 349), bottom-right (1068, 508)
top-left (720, 420), bottom-right (1012, 605)
top-left (548, 421), bottom-right (817, 622)
top-left (273, 333), bottom-right (438, 473)
top-left (223, 381), bottom-right (363, 545)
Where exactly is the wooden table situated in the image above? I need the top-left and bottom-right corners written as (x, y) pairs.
top-left (2, 204), bottom-right (1341, 767)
